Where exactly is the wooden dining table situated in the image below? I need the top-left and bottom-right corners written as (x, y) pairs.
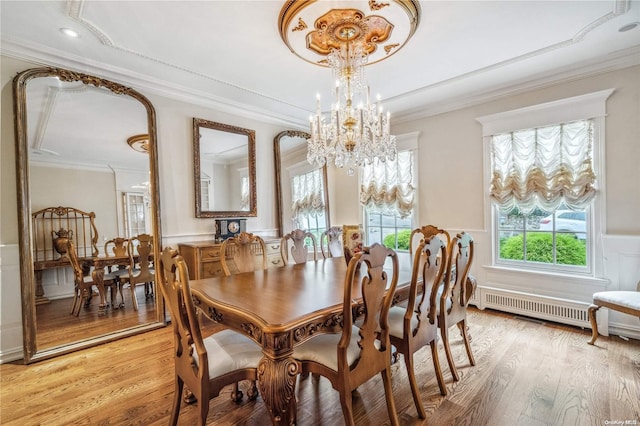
top-left (189, 256), bottom-right (413, 425)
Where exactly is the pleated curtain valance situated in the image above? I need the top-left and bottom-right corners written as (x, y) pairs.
top-left (490, 119), bottom-right (596, 214)
top-left (291, 168), bottom-right (325, 219)
top-left (360, 150), bottom-right (415, 218)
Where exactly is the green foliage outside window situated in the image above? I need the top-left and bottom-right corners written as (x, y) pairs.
top-left (383, 229), bottom-right (412, 251)
top-left (500, 232), bottom-right (586, 265)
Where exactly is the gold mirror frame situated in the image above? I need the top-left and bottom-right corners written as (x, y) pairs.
top-left (274, 130), bottom-right (330, 236)
top-left (193, 118), bottom-right (257, 218)
top-left (13, 67), bottom-right (165, 363)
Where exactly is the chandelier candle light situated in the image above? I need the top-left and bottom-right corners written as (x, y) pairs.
top-left (308, 30), bottom-right (396, 175)
top-left (278, 1), bottom-right (421, 175)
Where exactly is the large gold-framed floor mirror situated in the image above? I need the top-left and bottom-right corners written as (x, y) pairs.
top-left (13, 67), bottom-right (165, 363)
top-left (273, 130), bottom-right (330, 237)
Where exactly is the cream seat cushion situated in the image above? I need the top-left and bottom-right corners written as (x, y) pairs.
top-left (192, 329), bottom-right (262, 378)
top-left (593, 291), bottom-right (640, 310)
top-left (294, 326), bottom-right (362, 371)
top-left (388, 305), bottom-right (419, 338)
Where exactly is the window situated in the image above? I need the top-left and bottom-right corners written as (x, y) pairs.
top-left (123, 192), bottom-right (148, 237)
top-left (240, 175), bottom-right (249, 211)
top-left (361, 148), bottom-right (416, 251)
top-left (365, 211), bottom-right (412, 250)
top-left (290, 168), bottom-right (327, 242)
top-left (497, 204), bottom-right (589, 269)
top-left (478, 89), bottom-right (613, 275)
top-left (492, 119), bottom-right (594, 270)
top-left (200, 173), bottom-right (211, 210)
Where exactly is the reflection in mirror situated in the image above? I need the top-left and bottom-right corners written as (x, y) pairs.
top-left (274, 130), bottom-right (330, 238)
top-left (14, 67), bottom-right (164, 363)
top-left (193, 118), bottom-right (256, 218)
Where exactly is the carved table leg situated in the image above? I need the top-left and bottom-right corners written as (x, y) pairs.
top-left (34, 269), bottom-right (50, 305)
top-left (257, 354), bottom-right (299, 425)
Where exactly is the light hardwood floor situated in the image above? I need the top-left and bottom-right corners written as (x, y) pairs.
top-left (2, 308), bottom-right (639, 425)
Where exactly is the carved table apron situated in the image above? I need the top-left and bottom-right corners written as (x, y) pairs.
top-left (189, 256), bottom-right (411, 425)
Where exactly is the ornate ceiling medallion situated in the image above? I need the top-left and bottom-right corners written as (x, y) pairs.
top-left (127, 134), bottom-right (149, 153)
top-left (279, 0), bottom-right (421, 67)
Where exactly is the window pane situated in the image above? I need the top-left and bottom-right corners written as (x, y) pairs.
top-left (381, 215), bottom-right (396, 227)
top-left (496, 207), bottom-right (588, 268)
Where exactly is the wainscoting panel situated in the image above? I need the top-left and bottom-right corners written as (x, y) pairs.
top-left (0, 244), bottom-right (25, 363)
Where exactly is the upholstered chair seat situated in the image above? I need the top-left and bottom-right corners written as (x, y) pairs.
top-left (293, 325), bottom-right (361, 370)
top-left (588, 282), bottom-right (640, 345)
top-left (193, 329), bottom-right (263, 379)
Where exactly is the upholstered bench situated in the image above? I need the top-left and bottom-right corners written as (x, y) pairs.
top-left (588, 281), bottom-right (640, 345)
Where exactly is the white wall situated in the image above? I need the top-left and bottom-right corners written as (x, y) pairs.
top-left (148, 93), bottom-right (286, 245)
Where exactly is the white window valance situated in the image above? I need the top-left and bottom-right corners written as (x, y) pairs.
top-left (360, 150), bottom-right (415, 218)
top-left (490, 119), bottom-right (596, 214)
top-left (291, 168), bottom-right (325, 219)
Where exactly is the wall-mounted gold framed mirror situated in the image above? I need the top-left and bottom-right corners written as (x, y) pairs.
top-left (193, 118), bottom-right (257, 218)
top-left (274, 130), bottom-right (330, 237)
top-left (14, 67), bottom-right (164, 363)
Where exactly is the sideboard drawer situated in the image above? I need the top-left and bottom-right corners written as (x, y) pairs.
top-left (179, 237), bottom-right (283, 280)
top-left (201, 261), bottom-right (224, 278)
top-left (265, 241), bottom-right (281, 254)
top-left (200, 246), bottom-right (221, 260)
top-left (267, 254), bottom-right (283, 268)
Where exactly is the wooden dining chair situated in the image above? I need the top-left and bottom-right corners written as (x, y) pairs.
top-left (158, 247), bottom-right (262, 426)
top-left (588, 280), bottom-right (640, 345)
top-left (438, 232), bottom-right (476, 382)
top-left (410, 224), bottom-right (451, 257)
top-left (103, 237), bottom-right (131, 303)
top-left (320, 226), bottom-right (343, 259)
top-left (67, 240), bottom-right (118, 316)
top-left (294, 243), bottom-right (400, 426)
top-left (220, 232), bottom-right (266, 276)
top-left (120, 233), bottom-right (155, 311)
top-left (104, 237), bottom-right (128, 257)
top-left (388, 235), bottom-right (449, 418)
top-left (280, 228), bottom-right (317, 265)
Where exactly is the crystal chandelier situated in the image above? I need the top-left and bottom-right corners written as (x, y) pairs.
top-left (307, 32), bottom-right (396, 175)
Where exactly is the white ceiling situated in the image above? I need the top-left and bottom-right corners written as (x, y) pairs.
top-left (2, 0), bottom-right (640, 161)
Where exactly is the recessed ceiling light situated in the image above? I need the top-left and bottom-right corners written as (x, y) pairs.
top-left (618, 22), bottom-right (639, 32)
top-left (60, 28), bottom-right (79, 38)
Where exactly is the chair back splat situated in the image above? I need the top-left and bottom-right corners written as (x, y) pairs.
top-left (220, 232), bottom-right (266, 275)
top-left (388, 235), bottom-right (449, 418)
top-left (280, 228), bottom-right (318, 265)
top-left (121, 233), bottom-right (155, 310)
top-left (320, 226), bottom-right (343, 259)
top-left (294, 243), bottom-right (400, 426)
top-left (409, 224), bottom-right (451, 260)
top-left (158, 247), bottom-right (261, 426)
top-left (438, 231), bottom-right (476, 382)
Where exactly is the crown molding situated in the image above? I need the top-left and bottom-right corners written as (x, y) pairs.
top-left (393, 46), bottom-right (640, 124)
top-left (1, 39), bottom-right (310, 129)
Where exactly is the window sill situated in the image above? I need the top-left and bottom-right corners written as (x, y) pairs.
top-left (483, 264), bottom-right (609, 287)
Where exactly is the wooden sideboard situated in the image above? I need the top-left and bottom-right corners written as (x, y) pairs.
top-left (178, 237), bottom-right (282, 280)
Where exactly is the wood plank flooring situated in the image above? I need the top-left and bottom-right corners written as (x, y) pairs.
top-left (36, 286), bottom-right (157, 348)
top-left (2, 308), bottom-right (639, 425)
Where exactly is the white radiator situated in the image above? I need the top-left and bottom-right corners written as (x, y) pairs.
top-left (469, 286), bottom-right (591, 328)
